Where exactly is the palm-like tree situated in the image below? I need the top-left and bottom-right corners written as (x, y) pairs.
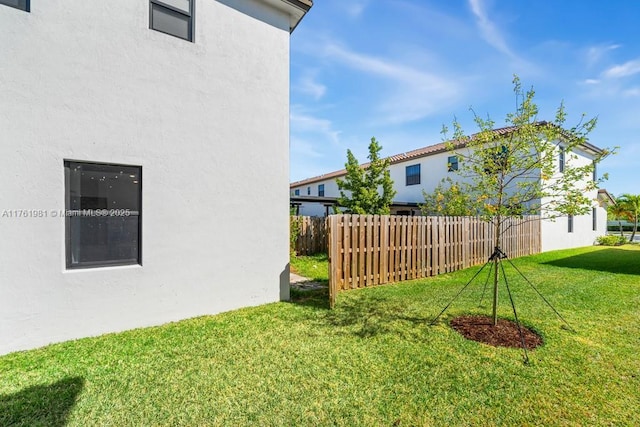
top-left (608, 202), bottom-right (631, 237)
top-left (617, 194), bottom-right (640, 242)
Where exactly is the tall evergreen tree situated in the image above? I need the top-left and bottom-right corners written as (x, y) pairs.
top-left (336, 137), bottom-right (396, 215)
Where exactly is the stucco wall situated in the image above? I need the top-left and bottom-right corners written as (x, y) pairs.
top-left (0, 0), bottom-right (292, 355)
top-left (540, 207), bottom-right (605, 252)
top-left (540, 145), bottom-right (604, 252)
top-left (291, 141), bottom-right (606, 249)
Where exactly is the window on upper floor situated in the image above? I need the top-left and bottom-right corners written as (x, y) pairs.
top-left (307, 186), bottom-right (310, 195)
top-left (483, 145), bottom-right (509, 174)
top-left (592, 208), bottom-right (597, 231)
top-left (405, 164), bottom-right (420, 186)
top-left (559, 147), bottom-right (565, 173)
top-left (150, 0), bottom-right (194, 42)
top-left (65, 161), bottom-right (142, 269)
top-left (294, 189), bottom-right (300, 196)
top-left (318, 184), bottom-right (325, 197)
top-left (592, 161), bottom-right (597, 182)
top-left (0, 0), bottom-right (30, 12)
top-left (447, 156), bottom-right (459, 172)
top-left (568, 214), bottom-right (573, 233)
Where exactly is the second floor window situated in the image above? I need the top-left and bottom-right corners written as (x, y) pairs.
top-left (448, 156), bottom-right (459, 172)
top-left (568, 214), bottom-right (573, 233)
top-left (150, 0), bottom-right (194, 42)
top-left (318, 184), bottom-right (325, 197)
top-left (294, 189), bottom-right (300, 196)
top-left (406, 164), bottom-right (420, 185)
top-left (0, 0), bottom-right (30, 12)
top-left (559, 147), bottom-right (565, 173)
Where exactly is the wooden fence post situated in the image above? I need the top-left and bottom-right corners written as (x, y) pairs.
top-left (324, 214), bottom-right (541, 305)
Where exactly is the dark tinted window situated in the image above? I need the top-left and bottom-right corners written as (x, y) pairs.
top-left (447, 156), bottom-right (458, 172)
top-left (406, 164), bottom-right (420, 185)
top-left (65, 161), bottom-right (142, 269)
top-left (0, 0), bottom-right (30, 12)
top-left (150, 0), bottom-right (193, 42)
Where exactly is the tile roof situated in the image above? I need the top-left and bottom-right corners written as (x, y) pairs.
top-left (290, 122), bottom-right (603, 188)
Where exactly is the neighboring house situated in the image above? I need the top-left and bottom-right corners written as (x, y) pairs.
top-left (290, 124), bottom-right (610, 252)
top-left (0, 0), bottom-right (311, 355)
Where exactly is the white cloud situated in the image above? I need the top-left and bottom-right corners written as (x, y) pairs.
top-left (295, 74), bottom-right (327, 100)
top-left (468, 0), bottom-right (514, 58)
top-left (322, 43), bottom-right (460, 123)
top-left (290, 138), bottom-right (323, 158)
top-left (586, 43), bottom-right (620, 67)
top-left (344, 0), bottom-right (369, 18)
top-left (623, 87), bottom-right (640, 97)
top-left (290, 106), bottom-right (341, 145)
top-left (583, 79), bottom-right (600, 85)
top-left (602, 59), bottom-right (640, 78)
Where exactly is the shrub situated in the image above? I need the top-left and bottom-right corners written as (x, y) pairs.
top-left (596, 235), bottom-right (627, 246)
top-left (290, 215), bottom-right (303, 256)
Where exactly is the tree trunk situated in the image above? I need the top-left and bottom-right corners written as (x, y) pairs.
top-left (492, 218), bottom-right (501, 326)
top-left (631, 214), bottom-right (638, 242)
top-left (619, 221), bottom-right (623, 237)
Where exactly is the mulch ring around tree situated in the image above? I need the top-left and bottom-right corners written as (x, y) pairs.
top-left (450, 315), bottom-right (543, 349)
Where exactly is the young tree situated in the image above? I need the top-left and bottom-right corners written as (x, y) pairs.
top-left (336, 137), bottom-right (397, 215)
top-left (616, 194), bottom-right (640, 241)
top-left (436, 76), bottom-right (614, 325)
top-left (421, 177), bottom-right (475, 216)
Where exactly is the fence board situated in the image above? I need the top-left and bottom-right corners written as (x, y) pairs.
top-left (292, 216), bottom-right (327, 255)
top-left (328, 215), bottom-right (541, 298)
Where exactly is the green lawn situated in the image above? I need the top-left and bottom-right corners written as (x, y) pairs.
top-left (2, 246), bottom-right (639, 426)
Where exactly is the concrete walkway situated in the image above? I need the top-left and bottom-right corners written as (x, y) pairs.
top-left (290, 272), bottom-right (327, 291)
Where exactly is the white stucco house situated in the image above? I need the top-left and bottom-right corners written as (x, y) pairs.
top-left (0, 0), bottom-right (312, 355)
top-left (290, 124), bottom-right (613, 252)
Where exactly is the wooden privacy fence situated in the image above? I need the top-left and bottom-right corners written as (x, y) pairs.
top-left (292, 216), bottom-right (327, 255)
top-left (327, 215), bottom-right (541, 307)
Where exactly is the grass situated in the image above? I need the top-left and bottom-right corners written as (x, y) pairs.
top-left (1, 246), bottom-right (639, 426)
top-left (290, 252), bottom-right (329, 282)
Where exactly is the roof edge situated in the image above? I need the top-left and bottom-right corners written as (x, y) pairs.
top-left (266, 0), bottom-right (312, 32)
top-left (290, 122), bottom-right (605, 188)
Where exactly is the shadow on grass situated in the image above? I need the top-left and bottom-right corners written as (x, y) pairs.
top-left (289, 286), bottom-right (431, 337)
top-left (0, 377), bottom-right (84, 427)
top-left (542, 248), bottom-right (640, 275)
top-left (323, 294), bottom-right (430, 338)
top-left (289, 287), bottom-right (330, 310)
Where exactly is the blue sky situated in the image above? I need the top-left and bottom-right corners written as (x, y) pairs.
top-left (289, 0), bottom-right (640, 197)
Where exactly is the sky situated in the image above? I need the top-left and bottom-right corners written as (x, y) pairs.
top-left (289, 0), bottom-right (640, 197)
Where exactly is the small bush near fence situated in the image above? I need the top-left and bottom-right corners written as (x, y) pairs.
top-left (291, 216), bottom-right (327, 256)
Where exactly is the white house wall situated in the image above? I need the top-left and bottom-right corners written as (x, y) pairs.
top-left (0, 0), bottom-right (292, 355)
top-left (291, 139), bottom-right (607, 251)
top-left (290, 151), bottom-right (455, 206)
top-left (389, 151), bottom-right (455, 202)
top-left (540, 145), bottom-right (602, 251)
top-left (540, 208), bottom-right (605, 252)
